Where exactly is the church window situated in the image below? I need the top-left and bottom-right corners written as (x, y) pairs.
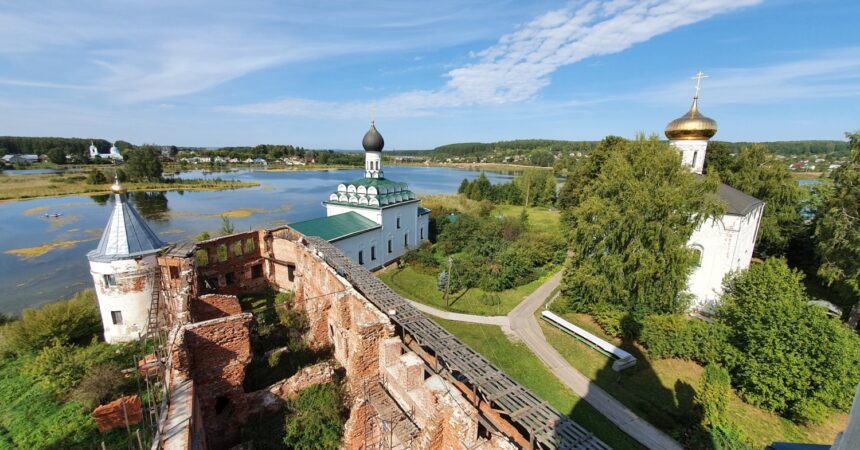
top-left (103, 274), bottom-right (117, 287)
top-left (388, 240), bottom-right (392, 254)
top-left (396, 217), bottom-right (401, 229)
top-left (371, 246), bottom-right (376, 260)
top-left (358, 251), bottom-right (364, 265)
top-left (691, 247), bottom-right (703, 267)
top-left (420, 228), bottom-right (424, 240)
top-left (692, 151), bottom-right (698, 167)
top-left (404, 234), bottom-right (408, 247)
top-left (110, 310), bottom-right (123, 325)
top-left (251, 263), bottom-right (263, 279)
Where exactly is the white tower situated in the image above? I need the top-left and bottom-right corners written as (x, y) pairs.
top-left (362, 119), bottom-right (384, 178)
top-left (87, 177), bottom-right (165, 343)
top-left (665, 71), bottom-right (718, 174)
top-left (89, 141), bottom-right (99, 159)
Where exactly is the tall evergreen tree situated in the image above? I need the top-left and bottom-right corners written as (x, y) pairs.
top-left (815, 131), bottom-right (860, 327)
top-left (457, 178), bottom-right (470, 194)
top-left (559, 135), bottom-right (723, 315)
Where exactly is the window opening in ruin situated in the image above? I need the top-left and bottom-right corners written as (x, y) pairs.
top-left (396, 217), bottom-right (401, 229)
top-left (232, 241), bottom-right (243, 257)
top-left (225, 272), bottom-right (235, 285)
top-left (387, 240), bottom-right (392, 253)
top-left (169, 266), bottom-right (180, 279)
top-left (110, 310), bottom-right (123, 325)
top-left (371, 246), bottom-right (376, 260)
top-left (287, 264), bottom-right (295, 282)
top-left (196, 249), bottom-right (209, 266)
top-left (244, 238), bottom-right (256, 254)
top-left (217, 244), bottom-right (228, 262)
top-left (215, 396), bottom-right (230, 415)
top-left (251, 263), bottom-right (263, 279)
top-left (358, 250), bottom-right (364, 265)
top-left (329, 324), bottom-right (334, 339)
top-left (103, 274), bottom-right (117, 287)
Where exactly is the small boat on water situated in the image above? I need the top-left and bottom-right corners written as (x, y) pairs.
top-left (43, 212), bottom-right (63, 218)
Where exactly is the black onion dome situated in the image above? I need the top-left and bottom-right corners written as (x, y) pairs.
top-left (362, 122), bottom-right (384, 152)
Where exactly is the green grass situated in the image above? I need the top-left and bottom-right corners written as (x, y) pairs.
top-left (0, 358), bottom-right (133, 449)
top-left (432, 318), bottom-right (645, 450)
top-left (539, 312), bottom-right (848, 448)
top-left (493, 203), bottom-right (561, 236)
top-left (378, 265), bottom-right (554, 315)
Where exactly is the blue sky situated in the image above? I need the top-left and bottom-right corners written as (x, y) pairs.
top-left (1, 0), bottom-right (858, 149)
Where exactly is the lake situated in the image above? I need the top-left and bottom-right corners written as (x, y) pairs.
top-left (0, 166), bottom-right (515, 313)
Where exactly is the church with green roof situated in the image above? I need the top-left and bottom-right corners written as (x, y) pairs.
top-left (290, 121), bottom-right (430, 269)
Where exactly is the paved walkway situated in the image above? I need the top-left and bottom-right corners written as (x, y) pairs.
top-left (407, 272), bottom-right (683, 450)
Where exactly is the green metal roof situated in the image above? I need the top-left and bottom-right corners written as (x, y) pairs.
top-left (289, 212), bottom-right (380, 242)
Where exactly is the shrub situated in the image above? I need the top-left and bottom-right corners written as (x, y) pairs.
top-left (69, 364), bottom-right (128, 410)
top-left (789, 398), bottom-right (830, 425)
top-left (591, 307), bottom-right (625, 337)
top-left (23, 340), bottom-right (90, 395)
top-left (479, 293), bottom-right (501, 306)
top-left (696, 364), bottom-right (731, 427)
top-left (0, 290), bottom-right (101, 355)
top-left (708, 424), bottom-right (754, 450)
top-left (283, 383), bottom-right (345, 450)
top-left (639, 314), bottom-right (729, 363)
top-left (86, 170), bottom-right (107, 184)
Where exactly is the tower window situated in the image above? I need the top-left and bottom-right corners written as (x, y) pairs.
top-left (358, 250), bottom-right (364, 265)
top-left (169, 266), bottom-right (180, 279)
top-left (396, 217), bottom-right (401, 229)
top-left (388, 240), bottom-right (392, 253)
top-left (404, 234), bottom-right (408, 247)
top-left (692, 151), bottom-right (698, 167)
top-left (287, 264), bottom-right (295, 282)
top-left (420, 228), bottom-right (424, 240)
top-left (110, 310), bottom-right (123, 325)
top-left (103, 274), bottom-right (117, 287)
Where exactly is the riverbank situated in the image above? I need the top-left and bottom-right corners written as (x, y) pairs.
top-left (0, 172), bottom-right (258, 202)
top-left (388, 161), bottom-right (550, 172)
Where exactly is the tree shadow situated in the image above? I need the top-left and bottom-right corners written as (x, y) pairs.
top-left (558, 313), bottom-right (712, 449)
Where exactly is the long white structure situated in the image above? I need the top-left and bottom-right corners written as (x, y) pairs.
top-left (290, 121), bottom-right (430, 269)
top-left (87, 179), bottom-right (164, 343)
top-left (666, 73), bottom-right (764, 310)
top-left (541, 311), bottom-right (637, 371)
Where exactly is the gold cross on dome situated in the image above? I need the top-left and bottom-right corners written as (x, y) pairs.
top-left (692, 71), bottom-right (708, 98)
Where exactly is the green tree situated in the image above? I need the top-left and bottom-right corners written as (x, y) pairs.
top-left (124, 144), bottom-right (162, 182)
top-left (86, 170), bottom-right (107, 185)
top-left (458, 178), bottom-right (470, 194)
top-left (703, 141), bottom-right (733, 175)
top-left (529, 149), bottom-right (555, 167)
top-left (559, 135), bottom-right (723, 315)
top-left (0, 290), bottom-right (101, 355)
top-left (283, 383), bottom-right (345, 450)
top-left (720, 144), bottom-right (805, 256)
top-left (46, 147), bottom-right (66, 165)
top-left (467, 172), bottom-right (492, 201)
top-left (719, 258), bottom-right (860, 422)
top-left (220, 216), bottom-right (235, 235)
top-left (815, 132), bottom-right (860, 327)
top-left (696, 364), bottom-right (731, 427)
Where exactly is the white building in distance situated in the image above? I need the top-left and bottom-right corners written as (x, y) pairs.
top-left (290, 121), bottom-right (430, 269)
top-left (667, 73), bottom-right (765, 310)
top-left (89, 141), bottom-right (124, 161)
top-left (87, 178), bottom-right (165, 343)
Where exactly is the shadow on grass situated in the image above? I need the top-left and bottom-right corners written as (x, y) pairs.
top-left (560, 313), bottom-right (713, 449)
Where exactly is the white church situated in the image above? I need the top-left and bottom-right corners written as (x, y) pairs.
top-left (89, 141), bottom-right (124, 161)
top-left (290, 121), bottom-right (430, 269)
top-left (666, 73), bottom-right (765, 310)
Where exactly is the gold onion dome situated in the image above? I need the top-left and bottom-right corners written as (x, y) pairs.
top-left (665, 97), bottom-right (718, 140)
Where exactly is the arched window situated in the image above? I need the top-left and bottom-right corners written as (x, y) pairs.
top-left (690, 245), bottom-right (704, 267)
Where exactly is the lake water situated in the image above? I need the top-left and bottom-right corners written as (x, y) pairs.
top-left (0, 166), bottom-right (514, 313)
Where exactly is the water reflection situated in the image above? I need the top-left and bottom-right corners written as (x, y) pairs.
top-left (129, 192), bottom-right (170, 220)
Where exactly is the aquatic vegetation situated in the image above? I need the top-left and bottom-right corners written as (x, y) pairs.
top-left (5, 240), bottom-right (87, 260)
top-left (21, 206), bottom-right (49, 216)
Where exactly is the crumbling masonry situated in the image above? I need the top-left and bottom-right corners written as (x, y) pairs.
top-left (148, 227), bottom-right (609, 450)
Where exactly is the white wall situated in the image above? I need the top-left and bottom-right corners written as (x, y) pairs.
top-left (686, 204), bottom-right (764, 310)
top-left (88, 254), bottom-right (159, 343)
top-left (670, 139), bottom-right (708, 174)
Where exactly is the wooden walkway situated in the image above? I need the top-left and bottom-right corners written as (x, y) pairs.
top-left (304, 236), bottom-right (609, 450)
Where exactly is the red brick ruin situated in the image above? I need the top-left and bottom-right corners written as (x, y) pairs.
top-left (149, 227), bottom-right (606, 450)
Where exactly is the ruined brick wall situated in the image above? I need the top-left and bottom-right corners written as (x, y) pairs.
top-left (191, 294), bottom-right (242, 322)
top-left (158, 253), bottom-right (197, 327)
top-left (196, 231), bottom-right (268, 295)
top-left (179, 313), bottom-right (253, 450)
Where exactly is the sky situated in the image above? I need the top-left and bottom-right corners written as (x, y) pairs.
top-left (1, 0), bottom-right (858, 149)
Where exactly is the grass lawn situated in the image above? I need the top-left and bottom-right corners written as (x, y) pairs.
top-left (539, 312), bottom-right (848, 448)
top-left (419, 194), bottom-right (562, 237)
top-left (378, 265), bottom-right (555, 316)
top-left (432, 318), bottom-right (644, 450)
top-left (0, 171), bottom-right (257, 201)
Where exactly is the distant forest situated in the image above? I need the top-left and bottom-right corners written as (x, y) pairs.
top-left (412, 138), bottom-right (850, 158)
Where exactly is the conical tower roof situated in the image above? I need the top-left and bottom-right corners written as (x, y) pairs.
top-left (87, 180), bottom-right (164, 262)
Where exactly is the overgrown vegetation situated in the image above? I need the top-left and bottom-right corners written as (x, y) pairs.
top-left (283, 382), bottom-right (347, 450)
top-left (0, 290), bottom-right (142, 449)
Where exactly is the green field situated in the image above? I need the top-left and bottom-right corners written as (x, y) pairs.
top-left (378, 265), bottom-right (554, 315)
top-left (432, 318), bottom-right (644, 450)
top-left (539, 312), bottom-right (848, 448)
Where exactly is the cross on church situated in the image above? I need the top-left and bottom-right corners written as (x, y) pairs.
top-left (692, 71), bottom-right (708, 98)
top-left (370, 105), bottom-right (376, 124)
